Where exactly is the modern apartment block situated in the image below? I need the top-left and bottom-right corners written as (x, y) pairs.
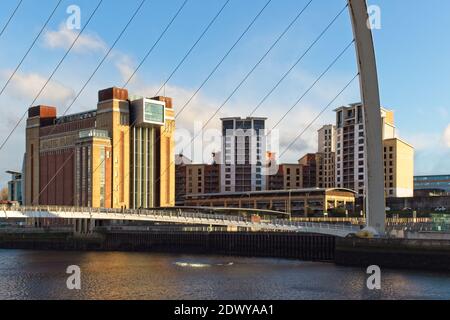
top-left (383, 138), bottom-right (414, 197)
top-left (334, 103), bottom-right (414, 198)
top-left (220, 117), bottom-right (267, 192)
top-left (267, 154), bottom-right (318, 191)
top-left (175, 153), bottom-right (221, 205)
top-left (24, 87), bottom-right (175, 209)
top-left (204, 152), bottom-right (221, 194)
top-left (267, 164), bottom-right (302, 190)
top-left (299, 154), bottom-right (317, 189)
top-left (316, 125), bottom-right (336, 188)
top-left (175, 154), bottom-right (192, 205)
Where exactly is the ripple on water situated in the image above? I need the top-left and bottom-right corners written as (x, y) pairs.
top-left (1, 250), bottom-right (450, 300)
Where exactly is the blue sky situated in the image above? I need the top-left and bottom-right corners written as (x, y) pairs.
top-left (0, 0), bottom-right (449, 187)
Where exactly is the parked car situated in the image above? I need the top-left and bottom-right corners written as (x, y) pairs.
top-left (435, 207), bottom-right (447, 212)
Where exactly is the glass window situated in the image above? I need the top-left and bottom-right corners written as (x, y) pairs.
top-left (144, 102), bottom-right (164, 124)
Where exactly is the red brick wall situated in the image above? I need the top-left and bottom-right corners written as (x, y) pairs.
top-left (39, 149), bottom-right (74, 206)
top-left (40, 118), bottom-right (96, 136)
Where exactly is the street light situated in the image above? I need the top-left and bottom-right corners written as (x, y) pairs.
top-left (287, 189), bottom-right (292, 221)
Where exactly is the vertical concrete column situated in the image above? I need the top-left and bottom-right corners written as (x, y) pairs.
top-left (83, 219), bottom-right (88, 234)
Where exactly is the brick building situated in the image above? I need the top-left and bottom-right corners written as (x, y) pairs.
top-left (24, 87), bottom-right (175, 209)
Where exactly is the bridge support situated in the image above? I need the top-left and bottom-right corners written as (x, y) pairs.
top-left (74, 219), bottom-right (96, 235)
top-left (348, 0), bottom-right (385, 235)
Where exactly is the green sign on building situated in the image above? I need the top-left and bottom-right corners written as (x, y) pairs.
top-left (144, 102), bottom-right (165, 125)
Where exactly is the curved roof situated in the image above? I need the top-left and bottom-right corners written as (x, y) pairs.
top-left (186, 188), bottom-right (357, 199)
top-left (158, 206), bottom-right (290, 217)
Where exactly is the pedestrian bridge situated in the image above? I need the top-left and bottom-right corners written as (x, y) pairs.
top-left (0, 206), bottom-right (360, 238)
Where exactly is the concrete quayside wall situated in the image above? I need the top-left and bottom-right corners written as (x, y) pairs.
top-left (0, 231), bottom-right (335, 261)
top-left (1, 230), bottom-right (450, 271)
top-left (335, 237), bottom-right (450, 271)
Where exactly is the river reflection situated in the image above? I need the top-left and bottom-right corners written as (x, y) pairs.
top-left (0, 249), bottom-right (449, 300)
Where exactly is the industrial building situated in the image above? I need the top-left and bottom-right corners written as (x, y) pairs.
top-left (24, 87), bottom-right (175, 209)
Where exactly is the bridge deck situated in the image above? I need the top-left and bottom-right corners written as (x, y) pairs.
top-left (0, 206), bottom-right (361, 237)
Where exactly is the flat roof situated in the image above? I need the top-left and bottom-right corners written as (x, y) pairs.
top-left (160, 206), bottom-right (289, 216)
top-left (186, 188), bottom-right (357, 199)
top-left (6, 170), bottom-right (21, 175)
top-left (220, 117), bottom-right (267, 121)
top-left (55, 109), bottom-right (97, 124)
top-left (333, 103), bottom-right (392, 113)
top-left (384, 137), bottom-right (415, 149)
top-left (414, 175), bottom-right (450, 179)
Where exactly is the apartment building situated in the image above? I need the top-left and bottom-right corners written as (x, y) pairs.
top-left (220, 117), bottom-right (267, 192)
top-left (334, 103), bottom-right (413, 198)
top-left (267, 164), bottom-right (302, 190)
top-left (316, 125), bottom-right (336, 188)
top-left (299, 153), bottom-right (317, 188)
top-left (175, 153), bottom-right (221, 204)
top-left (175, 154), bottom-right (192, 205)
top-left (384, 138), bottom-right (414, 197)
top-left (267, 154), bottom-right (318, 191)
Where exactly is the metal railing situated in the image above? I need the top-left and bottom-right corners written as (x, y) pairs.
top-left (1, 205), bottom-right (360, 236)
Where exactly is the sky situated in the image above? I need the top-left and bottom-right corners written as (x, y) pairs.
top-left (0, 0), bottom-right (449, 187)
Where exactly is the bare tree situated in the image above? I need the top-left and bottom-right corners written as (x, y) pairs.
top-left (0, 187), bottom-right (8, 201)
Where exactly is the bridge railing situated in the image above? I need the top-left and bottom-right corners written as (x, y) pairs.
top-left (2, 205), bottom-right (360, 233)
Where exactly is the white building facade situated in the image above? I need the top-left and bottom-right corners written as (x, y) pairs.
top-left (220, 117), bottom-right (267, 193)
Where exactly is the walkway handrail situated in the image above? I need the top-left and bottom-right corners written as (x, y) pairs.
top-left (0, 205), bottom-right (362, 236)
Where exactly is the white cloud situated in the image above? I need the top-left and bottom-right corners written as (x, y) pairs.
top-left (444, 124), bottom-right (450, 148)
top-left (405, 132), bottom-right (440, 151)
top-left (43, 24), bottom-right (107, 53)
top-left (114, 53), bottom-right (137, 84)
top-left (3, 70), bottom-right (75, 107)
top-left (35, 24), bottom-right (355, 165)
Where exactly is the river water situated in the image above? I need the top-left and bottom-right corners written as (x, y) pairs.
top-left (0, 249), bottom-right (449, 300)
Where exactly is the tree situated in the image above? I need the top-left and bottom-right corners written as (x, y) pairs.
top-left (0, 187), bottom-right (8, 201)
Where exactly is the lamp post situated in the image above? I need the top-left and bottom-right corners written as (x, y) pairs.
top-left (288, 189), bottom-right (292, 221)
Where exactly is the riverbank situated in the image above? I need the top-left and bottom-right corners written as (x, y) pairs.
top-left (335, 237), bottom-right (450, 271)
top-left (1, 230), bottom-right (450, 272)
top-left (0, 230), bottom-right (336, 261)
